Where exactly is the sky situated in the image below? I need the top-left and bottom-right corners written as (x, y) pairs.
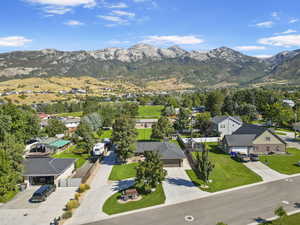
top-left (1, 0), bottom-right (300, 57)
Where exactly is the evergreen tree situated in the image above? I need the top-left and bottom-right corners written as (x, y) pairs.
top-left (45, 118), bottom-right (67, 137)
top-left (174, 108), bottom-right (191, 131)
top-left (135, 151), bottom-right (167, 193)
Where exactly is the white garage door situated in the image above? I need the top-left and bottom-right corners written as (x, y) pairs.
top-left (231, 147), bottom-right (248, 154)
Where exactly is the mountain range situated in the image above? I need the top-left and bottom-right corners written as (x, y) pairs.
top-left (0, 44), bottom-right (300, 87)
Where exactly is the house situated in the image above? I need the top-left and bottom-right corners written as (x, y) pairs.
top-left (23, 158), bottom-right (75, 186)
top-left (283, 99), bottom-right (295, 108)
top-left (211, 116), bottom-right (243, 137)
top-left (135, 142), bottom-right (186, 167)
top-left (60, 117), bottom-right (81, 132)
top-left (223, 124), bottom-right (286, 155)
top-left (135, 119), bottom-right (158, 129)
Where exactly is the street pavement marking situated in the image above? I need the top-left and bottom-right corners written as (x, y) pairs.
top-left (282, 200), bottom-right (289, 205)
top-left (184, 215), bottom-right (194, 222)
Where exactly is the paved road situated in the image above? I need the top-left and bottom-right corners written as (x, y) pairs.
top-left (84, 175), bottom-right (300, 225)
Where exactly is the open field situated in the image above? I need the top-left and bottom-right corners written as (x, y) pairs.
top-left (102, 184), bottom-right (165, 215)
top-left (259, 148), bottom-right (300, 175)
top-left (186, 143), bottom-right (262, 192)
top-left (137, 105), bottom-right (163, 118)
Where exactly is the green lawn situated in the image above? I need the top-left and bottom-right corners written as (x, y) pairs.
top-left (275, 131), bottom-right (287, 135)
top-left (55, 111), bottom-right (83, 117)
top-left (109, 163), bottom-right (138, 181)
top-left (52, 146), bottom-right (89, 169)
top-left (99, 130), bottom-right (112, 139)
top-left (259, 148), bottom-right (300, 175)
top-left (275, 128), bottom-right (294, 132)
top-left (261, 212), bottom-right (300, 225)
top-left (102, 184), bottom-right (165, 215)
top-left (137, 105), bottom-right (163, 118)
top-left (186, 143), bottom-right (262, 192)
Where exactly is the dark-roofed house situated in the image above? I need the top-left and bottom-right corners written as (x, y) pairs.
top-left (223, 124), bottom-right (286, 155)
top-left (136, 142), bottom-right (186, 167)
top-left (23, 158), bottom-right (75, 186)
top-left (211, 116), bottom-right (243, 137)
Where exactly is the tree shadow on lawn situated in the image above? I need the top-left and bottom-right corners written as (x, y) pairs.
top-left (112, 179), bottom-right (135, 192)
top-left (253, 217), bottom-right (271, 224)
top-left (166, 178), bottom-right (196, 187)
top-left (209, 146), bottom-right (227, 155)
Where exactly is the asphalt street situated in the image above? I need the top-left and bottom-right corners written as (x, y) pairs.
top-left (83, 175), bottom-right (300, 225)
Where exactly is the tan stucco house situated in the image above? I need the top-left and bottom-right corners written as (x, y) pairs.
top-left (223, 124), bottom-right (286, 155)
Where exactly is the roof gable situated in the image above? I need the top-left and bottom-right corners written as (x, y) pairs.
top-left (212, 116), bottom-right (242, 125)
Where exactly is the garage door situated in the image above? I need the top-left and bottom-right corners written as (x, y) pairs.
top-left (162, 159), bottom-right (181, 167)
top-left (231, 147), bottom-right (248, 154)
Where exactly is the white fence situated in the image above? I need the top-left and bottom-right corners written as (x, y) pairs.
top-left (180, 136), bottom-right (221, 145)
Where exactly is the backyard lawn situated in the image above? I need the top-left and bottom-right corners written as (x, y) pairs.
top-left (102, 184), bottom-right (165, 215)
top-left (259, 148), bottom-right (300, 175)
top-left (186, 143), bottom-right (262, 192)
top-left (137, 105), bottom-right (164, 118)
top-left (137, 128), bottom-right (153, 141)
top-left (52, 146), bottom-right (89, 169)
top-left (55, 111), bottom-right (83, 117)
top-left (109, 163), bottom-right (138, 181)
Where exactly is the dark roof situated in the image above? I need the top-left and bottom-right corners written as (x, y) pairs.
top-left (211, 116), bottom-right (242, 125)
top-left (233, 124), bottom-right (268, 137)
top-left (136, 142), bottom-right (186, 160)
top-left (23, 158), bottom-right (75, 176)
top-left (224, 134), bottom-right (256, 147)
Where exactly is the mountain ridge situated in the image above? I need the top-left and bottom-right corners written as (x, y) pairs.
top-left (0, 44), bottom-right (300, 86)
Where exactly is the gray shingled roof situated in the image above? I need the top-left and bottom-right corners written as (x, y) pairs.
top-left (211, 116), bottom-right (242, 125)
top-left (224, 134), bottom-right (256, 147)
top-left (23, 158), bottom-right (75, 176)
top-left (136, 142), bottom-right (186, 160)
top-left (233, 124), bottom-right (268, 137)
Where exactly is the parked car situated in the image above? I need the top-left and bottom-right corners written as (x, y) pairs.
top-left (30, 184), bottom-right (56, 202)
top-left (250, 153), bottom-right (259, 161)
top-left (235, 153), bottom-right (251, 162)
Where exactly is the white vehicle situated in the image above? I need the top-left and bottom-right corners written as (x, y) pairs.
top-left (92, 143), bottom-right (105, 156)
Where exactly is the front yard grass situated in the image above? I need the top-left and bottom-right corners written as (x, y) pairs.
top-left (186, 143), bottom-right (262, 192)
top-left (259, 148), bottom-right (300, 175)
top-left (102, 184), bottom-right (165, 215)
top-left (109, 163), bottom-right (138, 181)
top-left (52, 146), bottom-right (89, 169)
top-left (261, 212), bottom-right (300, 225)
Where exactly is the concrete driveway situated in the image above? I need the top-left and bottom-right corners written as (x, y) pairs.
top-left (163, 167), bottom-right (208, 204)
top-left (0, 187), bottom-right (77, 225)
top-left (244, 161), bottom-right (287, 181)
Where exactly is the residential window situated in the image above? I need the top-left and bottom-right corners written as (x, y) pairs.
top-left (266, 137), bottom-right (271, 141)
top-left (220, 124), bottom-right (225, 128)
top-left (266, 146), bottom-right (270, 152)
top-left (276, 146), bottom-right (280, 151)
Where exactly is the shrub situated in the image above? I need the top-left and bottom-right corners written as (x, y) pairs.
top-left (84, 184), bottom-right (90, 190)
top-left (78, 183), bottom-right (90, 193)
top-left (62, 211), bottom-right (72, 219)
top-left (66, 199), bottom-right (79, 210)
top-left (74, 193), bottom-right (81, 201)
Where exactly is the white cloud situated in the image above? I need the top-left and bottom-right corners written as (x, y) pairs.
top-left (98, 15), bottom-right (128, 25)
top-left (271, 12), bottom-right (280, 20)
top-left (235, 46), bottom-right (266, 51)
top-left (43, 6), bottom-right (72, 15)
top-left (253, 54), bottom-right (273, 59)
top-left (64, 20), bottom-right (84, 26)
top-left (255, 21), bottom-right (274, 28)
top-left (289, 18), bottom-right (299, 24)
top-left (107, 2), bottom-right (128, 8)
top-left (143, 35), bottom-right (204, 45)
top-left (0, 36), bottom-right (32, 47)
top-left (27, 0), bottom-right (96, 7)
top-left (112, 10), bottom-right (135, 17)
top-left (275, 29), bottom-right (297, 35)
top-left (258, 34), bottom-right (300, 47)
